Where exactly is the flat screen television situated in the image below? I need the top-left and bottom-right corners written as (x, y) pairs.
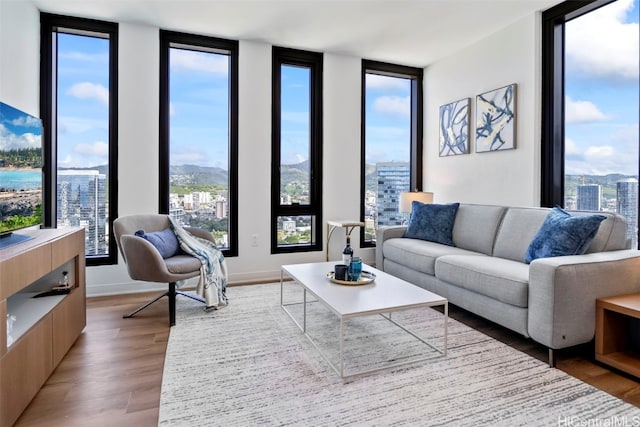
top-left (0, 101), bottom-right (44, 249)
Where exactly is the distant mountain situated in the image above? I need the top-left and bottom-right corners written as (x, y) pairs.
top-left (57, 161), bottom-right (396, 191)
top-left (281, 160), bottom-right (309, 185)
top-left (566, 173), bottom-right (637, 199)
top-left (170, 164), bottom-right (228, 187)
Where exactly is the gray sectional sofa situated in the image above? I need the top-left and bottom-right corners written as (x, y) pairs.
top-left (376, 203), bottom-right (640, 365)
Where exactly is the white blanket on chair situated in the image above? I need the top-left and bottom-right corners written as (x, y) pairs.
top-left (168, 217), bottom-right (228, 309)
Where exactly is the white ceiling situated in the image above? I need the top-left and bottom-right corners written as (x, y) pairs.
top-left (31, 0), bottom-right (563, 67)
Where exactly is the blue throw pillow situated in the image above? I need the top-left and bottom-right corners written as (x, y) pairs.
top-left (524, 207), bottom-right (606, 263)
top-left (135, 228), bottom-right (180, 259)
top-left (404, 202), bottom-right (460, 246)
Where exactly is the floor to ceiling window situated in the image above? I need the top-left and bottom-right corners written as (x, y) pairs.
top-left (271, 47), bottom-right (323, 254)
top-left (159, 31), bottom-right (238, 257)
top-left (361, 60), bottom-right (423, 246)
top-left (40, 13), bottom-right (118, 265)
top-left (542, 0), bottom-right (639, 247)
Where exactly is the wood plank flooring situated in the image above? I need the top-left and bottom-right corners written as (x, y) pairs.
top-left (13, 286), bottom-right (640, 426)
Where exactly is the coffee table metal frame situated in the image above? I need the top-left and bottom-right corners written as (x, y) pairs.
top-left (280, 262), bottom-right (448, 380)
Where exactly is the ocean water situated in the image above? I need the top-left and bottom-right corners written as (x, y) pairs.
top-left (0, 169), bottom-right (42, 191)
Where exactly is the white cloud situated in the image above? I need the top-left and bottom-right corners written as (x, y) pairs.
top-left (366, 74), bottom-right (408, 91)
top-left (565, 96), bottom-right (607, 124)
top-left (170, 49), bottom-right (228, 75)
top-left (171, 151), bottom-right (206, 165)
top-left (373, 95), bottom-right (410, 117)
top-left (0, 123), bottom-right (41, 151)
top-left (67, 82), bottom-right (109, 106)
top-left (169, 102), bottom-right (176, 117)
top-left (56, 141), bottom-right (109, 168)
top-left (566, 0), bottom-right (639, 82)
top-left (565, 138), bottom-right (583, 159)
top-left (74, 141), bottom-right (108, 157)
top-left (59, 51), bottom-right (108, 64)
top-left (11, 115), bottom-right (41, 128)
top-left (565, 124), bottom-right (639, 175)
top-left (58, 116), bottom-right (107, 134)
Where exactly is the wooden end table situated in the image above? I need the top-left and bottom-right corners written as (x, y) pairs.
top-left (595, 293), bottom-right (640, 378)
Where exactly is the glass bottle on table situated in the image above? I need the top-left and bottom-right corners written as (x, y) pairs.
top-left (342, 236), bottom-right (353, 265)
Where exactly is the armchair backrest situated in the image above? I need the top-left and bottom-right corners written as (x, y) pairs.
top-left (113, 214), bottom-right (170, 262)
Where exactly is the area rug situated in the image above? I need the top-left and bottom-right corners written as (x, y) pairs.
top-left (159, 283), bottom-right (640, 426)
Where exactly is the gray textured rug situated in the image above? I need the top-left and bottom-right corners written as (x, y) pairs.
top-left (159, 283), bottom-right (640, 426)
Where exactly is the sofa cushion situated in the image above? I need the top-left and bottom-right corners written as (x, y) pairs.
top-left (493, 207), bottom-right (628, 263)
top-left (383, 238), bottom-right (483, 276)
top-left (404, 202), bottom-right (460, 246)
top-left (524, 207), bottom-right (606, 263)
top-left (452, 204), bottom-right (507, 255)
top-left (435, 255), bottom-right (529, 307)
top-left (492, 208), bottom-right (549, 262)
top-left (578, 211), bottom-right (628, 252)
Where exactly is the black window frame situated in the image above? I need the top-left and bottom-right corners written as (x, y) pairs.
top-left (360, 60), bottom-right (423, 248)
top-left (271, 47), bottom-right (323, 254)
top-left (159, 30), bottom-right (239, 257)
top-left (541, 0), bottom-right (617, 207)
top-left (40, 13), bottom-right (119, 266)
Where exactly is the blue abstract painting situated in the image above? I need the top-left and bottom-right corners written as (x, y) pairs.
top-left (476, 84), bottom-right (516, 152)
top-left (439, 98), bottom-right (469, 156)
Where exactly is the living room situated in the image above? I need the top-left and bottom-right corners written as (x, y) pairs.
top-left (2, 0), bottom-right (640, 425)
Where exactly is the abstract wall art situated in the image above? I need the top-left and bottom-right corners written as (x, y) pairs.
top-left (439, 98), bottom-right (470, 156)
top-left (475, 84), bottom-right (516, 153)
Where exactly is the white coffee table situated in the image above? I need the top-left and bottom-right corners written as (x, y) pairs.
top-left (280, 261), bottom-right (447, 379)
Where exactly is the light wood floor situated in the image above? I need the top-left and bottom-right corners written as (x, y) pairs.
top-left (14, 286), bottom-right (640, 426)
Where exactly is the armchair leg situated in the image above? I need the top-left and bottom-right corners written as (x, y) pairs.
top-left (177, 291), bottom-right (205, 304)
top-left (169, 282), bottom-right (176, 327)
top-left (123, 281), bottom-right (192, 326)
top-left (123, 292), bottom-right (168, 319)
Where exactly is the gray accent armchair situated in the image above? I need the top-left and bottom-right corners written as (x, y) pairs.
top-left (113, 214), bottom-right (215, 326)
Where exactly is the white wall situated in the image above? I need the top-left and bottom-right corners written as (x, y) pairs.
top-left (423, 13), bottom-right (542, 207)
top-left (0, 0), bottom-right (40, 115)
top-left (2, 3), bottom-right (541, 295)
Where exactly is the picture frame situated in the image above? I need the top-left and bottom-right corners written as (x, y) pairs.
top-left (475, 84), bottom-right (516, 153)
top-left (439, 98), bottom-right (470, 156)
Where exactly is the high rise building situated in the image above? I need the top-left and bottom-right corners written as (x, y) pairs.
top-left (57, 169), bottom-right (107, 256)
top-left (617, 178), bottom-right (638, 248)
top-left (577, 184), bottom-right (601, 211)
top-left (376, 162), bottom-right (410, 228)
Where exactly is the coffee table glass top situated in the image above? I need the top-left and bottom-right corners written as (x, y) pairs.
top-left (281, 262), bottom-right (446, 317)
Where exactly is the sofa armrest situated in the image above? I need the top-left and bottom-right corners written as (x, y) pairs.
top-left (375, 226), bottom-right (406, 270)
top-left (528, 250), bottom-right (640, 349)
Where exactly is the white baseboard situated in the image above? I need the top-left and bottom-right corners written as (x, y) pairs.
top-left (86, 269), bottom-right (282, 297)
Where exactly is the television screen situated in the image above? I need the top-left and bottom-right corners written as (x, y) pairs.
top-left (0, 101), bottom-right (44, 246)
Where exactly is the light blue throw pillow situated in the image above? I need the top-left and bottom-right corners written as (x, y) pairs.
top-left (404, 202), bottom-right (460, 246)
top-left (135, 228), bottom-right (180, 259)
top-left (524, 207), bottom-right (606, 263)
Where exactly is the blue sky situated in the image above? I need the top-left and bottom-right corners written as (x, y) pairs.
top-left (0, 102), bottom-right (42, 152)
top-left (54, 0), bottom-right (639, 176)
top-left (57, 33), bottom-right (109, 169)
top-left (364, 74), bottom-right (411, 165)
top-left (564, 0), bottom-right (639, 176)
